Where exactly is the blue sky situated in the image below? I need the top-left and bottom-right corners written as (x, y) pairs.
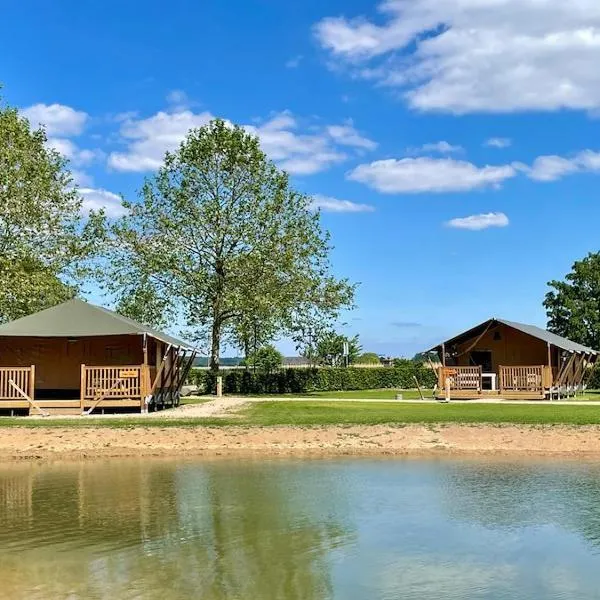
top-left (2, 0), bottom-right (600, 356)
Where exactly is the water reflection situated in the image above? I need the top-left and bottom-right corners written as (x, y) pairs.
top-left (439, 460), bottom-right (600, 545)
top-left (2, 458), bottom-right (600, 599)
top-left (0, 459), bottom-right (352, 600)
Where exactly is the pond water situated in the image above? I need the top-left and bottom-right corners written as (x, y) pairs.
top-left (2, 457), bottom-right (600, 599)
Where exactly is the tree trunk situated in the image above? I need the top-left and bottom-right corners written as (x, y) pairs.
top-left (210, 318), bottom-right (221, 373)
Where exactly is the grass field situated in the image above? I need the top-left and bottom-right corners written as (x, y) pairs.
top-left (301, 389), bottom-right (430, 400)
top-left (185, 388), bottom-right (600, 402)
top-left (241, 401), bottom-right (600, 426)
top-left (2, 399), bottom-right (600, 427)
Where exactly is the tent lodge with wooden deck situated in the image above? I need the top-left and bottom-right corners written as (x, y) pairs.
top-left (427, 318), bottom-right (598, 400)
top-left (0, 299), bottom-right (196, 415)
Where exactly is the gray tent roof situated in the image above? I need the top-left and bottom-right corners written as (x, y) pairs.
top-left (428, 318), bottom-right (598, 355)
top-left (0, 298), bottom-right (194, 349)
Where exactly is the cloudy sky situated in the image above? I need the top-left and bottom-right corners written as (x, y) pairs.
top-left (3, 0), bottom-right (600, 355)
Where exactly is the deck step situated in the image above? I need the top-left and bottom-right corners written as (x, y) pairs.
top-left (31, 407), bottom-right (82, 416)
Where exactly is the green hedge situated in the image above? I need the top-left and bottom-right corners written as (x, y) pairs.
top-left (188, 363), bottom-right (437, 395)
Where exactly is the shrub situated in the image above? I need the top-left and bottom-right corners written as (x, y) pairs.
top-left (188, 364), bottom-right (437, 395)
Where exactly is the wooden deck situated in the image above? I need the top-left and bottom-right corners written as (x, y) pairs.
top-left (434, 390), bottom-right (546, 401)
top-left (0, 364), bottom-right (150, 415)
top-left (437, 365), bottom-right (549, 400)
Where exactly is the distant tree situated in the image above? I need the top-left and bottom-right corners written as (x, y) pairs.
top-left (100, 119), bottom-right (354, 372)
top-left (0, 95), bottom-right (98, 323)
top-left (544, 252), bottom-right (600, 349)
top-left (241, 344), bottom-right (283, 374)
top-left (304, 332), bottom-right (361, 367)
top-left (356, 352), bottom-right (381, 365)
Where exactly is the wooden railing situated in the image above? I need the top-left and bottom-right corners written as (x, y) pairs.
top-left (81, 365), bottom-right (143, 400)
top-left (0, 366), bottom-right (35, 400)
top-left (439, 366), bottom-right (482, 391)
top-left (499, 366), bottom-right (544, 393)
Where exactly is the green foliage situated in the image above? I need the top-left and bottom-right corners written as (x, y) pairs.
top-left (0, 98), bottom-right (95, 322)
top-left (544, 252), bottom-right (600, 350)
top-left (240, 344), bottom-right (283, 374)
top-left (587, 366), bottom-right (600, 390)
top-left (189, 363), bottom-right (437, 395)
top-left (101, 119), bottom-right (354, 371)
top-left (356, 352), bottom-right (381, 365)
top-left (303, 332), bottom-right (361, 366)
top-left (115, 282), bottom-right (171, 329)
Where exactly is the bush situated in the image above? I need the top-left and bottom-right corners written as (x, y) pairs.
top-left (188, 364), bottom-right (437, 395)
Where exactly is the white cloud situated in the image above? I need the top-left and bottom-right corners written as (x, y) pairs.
top-left (314, 0), bottom-right (600, 113)
top-left (109, 107), bottom-right (375, 176)
top-left (245, 112), bottom-right (349, 175)
top-left (21, 103), bottom-right (88, 136)
top-left (446, 212), bottom-right (509, 230)
top-left (310, 194), bottom-right (375, 213)
top-left (325, 120), bottom-right (377, 150)
top-left (46, 137), bottom-right (98, 166)
top-left (408, 141), bottom-right (462, 154)
top-left (70, 170), bottom-right (94, 187)
top-left (348, 157), bottom-right (517, 193)
top-left (79, 188), bottom-right (127, 217)
top-left (485, 137), bottom-right (512, 149)
top-left (526, 150), bottom-right (600, 181)
top-left (285, 55), bottom-right (303, 68)
top-left (165, 89), bottom-right (191, 111)
top-left (107, 110), bottom-right (215, 171)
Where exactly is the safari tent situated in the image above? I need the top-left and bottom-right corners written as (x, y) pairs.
top-left (427, 318), bottom-right (598, 400)
top-left (0, 299), bottom-right (196, 415)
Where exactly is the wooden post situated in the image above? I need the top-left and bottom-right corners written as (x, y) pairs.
top-left (143, 333), bottom-right (148, 366)
top-left (413, 375), bottom-right (425, 400)
top-left (573, 353), bottom-right (586, 394)
top-left (441, 343), bottom-right (446, 367)
top-left (216, 376), bottom-right (223, 398)
top-left (140, 364), bottom-right (150, 413)
top-left (80, 364), bottom-right (86, 413)
top-left (444, 377), bottom-right (450, 403)
top-left (155, 340), bottom-right (162, 369)
top-left (29, 365), bottom-right (35, 405)
top-left (546, 342), bottom-right (553, 396)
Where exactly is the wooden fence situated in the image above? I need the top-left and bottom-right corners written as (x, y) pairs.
top-left (0, 366), bottom-right (35, 400)
top-left (81, 365), bottom-right (144, 401)
top-left (499, 365), bottom-right (544, 393)
top-left (438, 366), bottom-right (482, 391)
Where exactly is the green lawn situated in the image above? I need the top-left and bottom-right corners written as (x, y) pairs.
top-left (3, 399), bottom-right (600, 427)
top-left (300, 389), bottom-right (431, 400)
top-left (241, 401), bottom-right (600, 426)
top-left (181, 388), bottom-right (600, 402)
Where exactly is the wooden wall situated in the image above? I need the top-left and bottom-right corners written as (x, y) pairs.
top-left (450, 324), bottom-right (557, 371)
top-left (0, 335), bottom-right (147, 390)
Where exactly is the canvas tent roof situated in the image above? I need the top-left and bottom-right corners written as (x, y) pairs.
top-left (427, 318), bottom-right (598, 356)
top-left (0, 298), bottom-right (194, 349)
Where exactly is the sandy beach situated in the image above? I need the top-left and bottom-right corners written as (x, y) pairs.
top-left (3, 423), bottom-right (600, 460)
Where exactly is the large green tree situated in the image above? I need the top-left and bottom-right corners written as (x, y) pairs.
top-left (0, 97), bottom-right (95, 322)
top-left (102, 119), bottom-right (354, 371)
top-left (544, 252), bottom-right (600, 349)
